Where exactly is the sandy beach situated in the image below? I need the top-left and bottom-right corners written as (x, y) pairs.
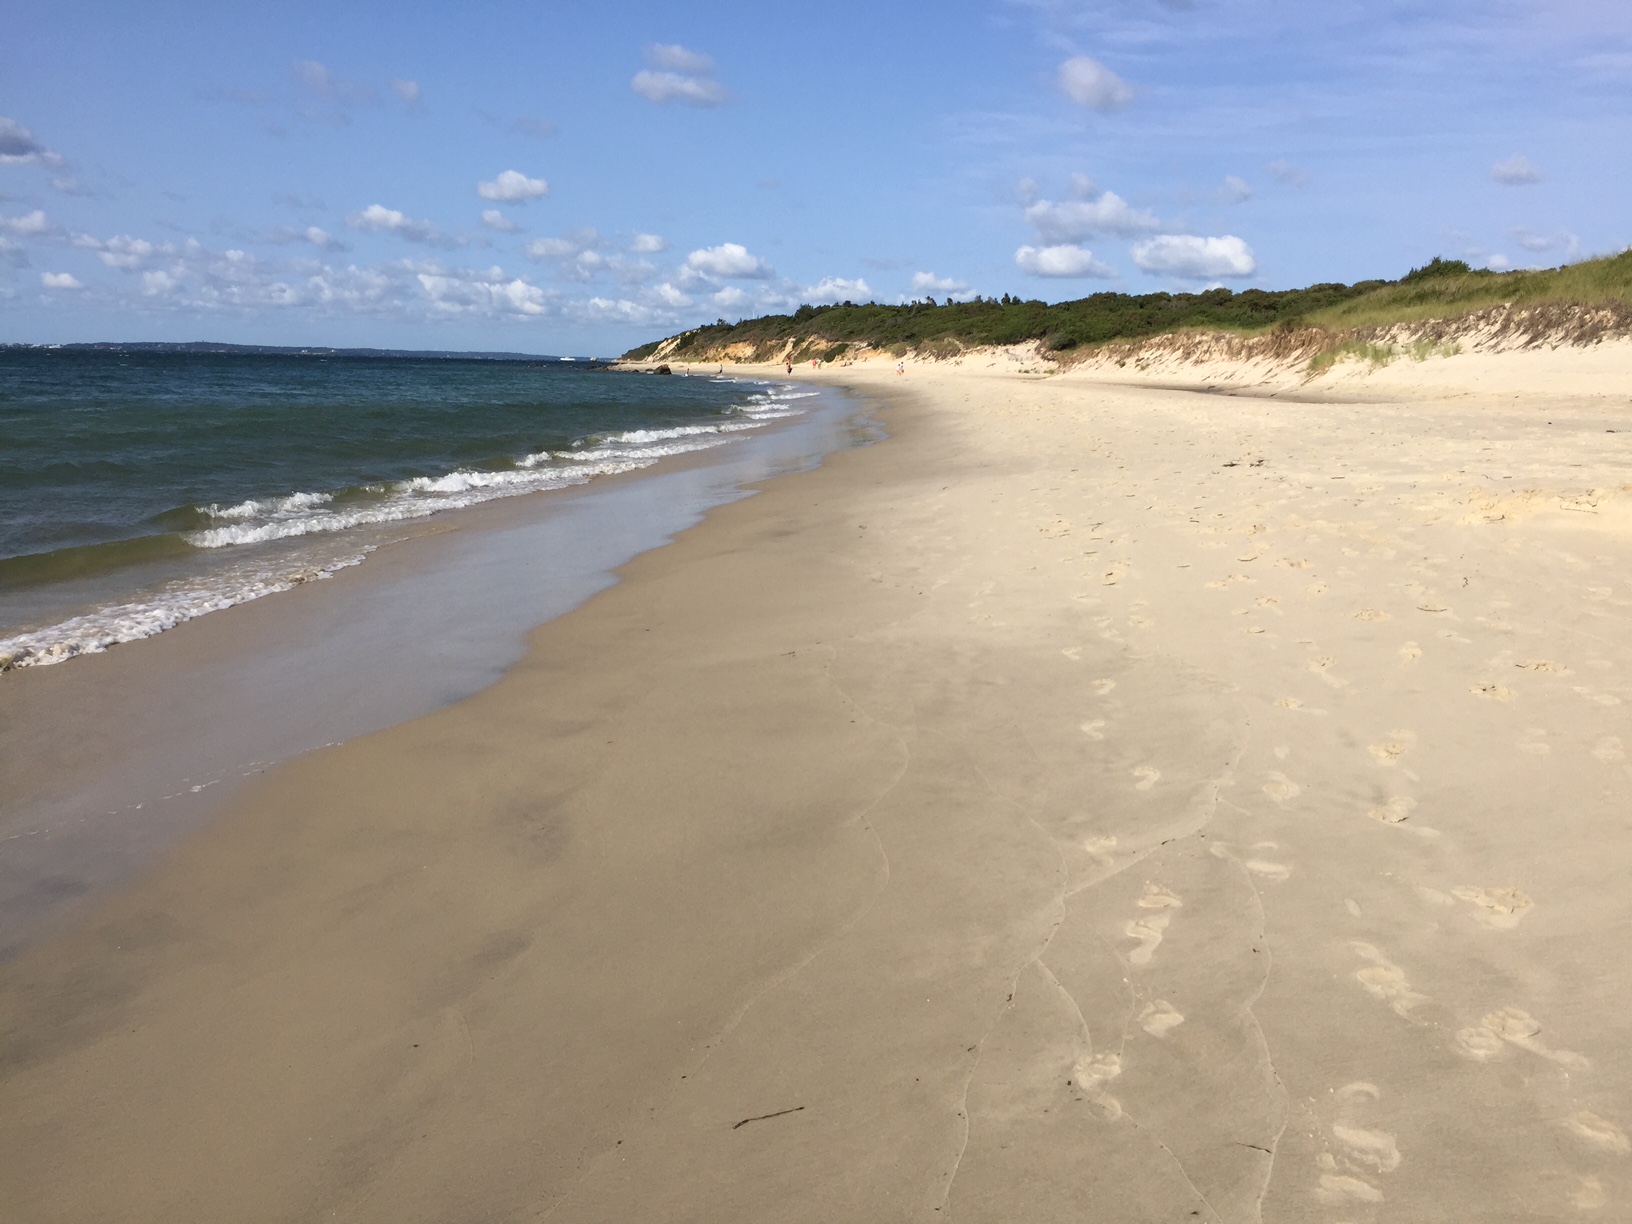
top-left (6, 345), bottom-right (1632, 1221)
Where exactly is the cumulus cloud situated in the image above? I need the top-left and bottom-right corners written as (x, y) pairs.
top-left (911, 271), bottom-right (968, 294)
top-left (73, 233), bottom-right (175, 269)
top-left (1267, 160), bottom-right (1307, 187)
top-left (41, 271), bottom-right (82, 289)
top-left (632, 71), bottom-right (728, 106)
top-left (0, 117), bottom-right (65, 167)
top-left (1025, 191), bottom-right (1159, 241)
top-left (632, 44), bottom-right (727, 106)
top-left (646, 43), bottom-right (715, 74)
top-left (806, 276), bottom-right (872, 303)
top-left (630, 232), bottom-right (667, 253)
top-left (0, 209), bottom-right (51, 236)
top-left (482, 209), bottom-right (521, 233)
top-left (391, 79), bottom-right (421, 104)
top-left (477, 169), bottom-right (549, 202)
top-left (1491, 154), bottom-right (1542, 185)
top-left (1058, 56), bottom-right (1132, 112)
top-left (683, 242), bottom-right (772, 279)
top-left (417, 265), bottom-right (552, 316)
top-left (347, 203), bottom-right (455, 247)
top-left (1015, 244), bottom-right (1115, 278)
top-left (1132, 234), bottom-right (1256, 278)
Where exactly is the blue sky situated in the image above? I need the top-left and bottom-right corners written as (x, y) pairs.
top-left (3, 0), bottom-right (1629, 356)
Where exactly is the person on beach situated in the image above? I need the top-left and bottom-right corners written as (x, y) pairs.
top-left (896, 360), bottom-right (905, 375)
top-left (786, 361), bottom-right (793, 374)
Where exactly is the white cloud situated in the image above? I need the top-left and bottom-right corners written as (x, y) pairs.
top-left (712, 285), bottom-right (750, 308)
top-left (1267, 160), bottom-right (1307, 187)
top-left (142, 268), bottom-right (180, 295)
top-left (805, 276), bottom-right (872, 303)
top-left (1015, 244), bottom-right (1115, 278)
top-left (391, 79), bottom-right (421, 104)
top-left (632, 71), bottom-right (729, 106)
top-left (41, 271), bottom-right (82, 289)
top-left (633, 45), bottom-right (726, 106)
top-left (630, 232), bottom-right (667, 253)
top-left (683, 242), bottom-right (772, 279)
top-left (1220, 175), bottom-right (1254, 204)
top-left (75, 234), bottom-right (174, 269)
top-left (0, 117), bottom-right (65, 167)
top-left (477, 169), bottom-right (549, 202)
top-left (1016, 176), bottom-right (1040, 205)
top-left (653, 282), bottom-right (690, 307)
top-left (1132, 234), bottom-right (1257, 278)
top-left (482, 209), bottom-right (521, 233)
top-left (0, 209), bottom-right (50, 236)
top-left (417, 265), bottom-right (552, 316)
top-left (1025, 191), bottom-right (1158, 241)
top-left (1058, 56), bottom-right (1132, 112)
top-left (1487, 254), bottom-right (1512, 270)
top-left (262, 225), bottom-right (346, 250)
top-left (646, 43), bottom-right (715, 74)
top-left (347, 203), bottom-right (454, 247)
top-left (910, 271), bottom-right (967, 294)
top-left (1491, 154), bottom-right (1542, 185)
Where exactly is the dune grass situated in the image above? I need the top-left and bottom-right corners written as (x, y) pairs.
top-left (1306, 250), bottom-right (1632, 330)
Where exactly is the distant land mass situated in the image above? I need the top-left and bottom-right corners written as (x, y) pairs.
top-left (624, 252), bottom-right (1632, 364)
top-left (1, 341), bottom-right (601, 363)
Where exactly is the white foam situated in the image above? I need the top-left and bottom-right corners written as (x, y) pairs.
top-left (0, 552), bottom-right (369, 671)
top-left (1, 385), bottom-right (814, 668)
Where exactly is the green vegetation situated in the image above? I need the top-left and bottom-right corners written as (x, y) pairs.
top-left (623, 251), bottom-right (1632, 363)
top-left (1307, 250), bottom-right (1632, 330)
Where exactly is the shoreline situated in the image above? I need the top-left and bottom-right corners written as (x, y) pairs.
top-left (6, 350), bottom-right (1632, 1219)
top-left (0, 380), bottom-right (875, 958)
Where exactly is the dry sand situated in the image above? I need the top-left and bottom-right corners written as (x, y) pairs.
top-left (5, 344), bottom-right (1632, 1221)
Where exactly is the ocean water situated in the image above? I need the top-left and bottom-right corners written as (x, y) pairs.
top-left (0, 349), bottom-right (810, 668)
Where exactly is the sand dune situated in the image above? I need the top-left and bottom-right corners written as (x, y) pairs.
top-left (5, 344), bottom-right (1632, 1220)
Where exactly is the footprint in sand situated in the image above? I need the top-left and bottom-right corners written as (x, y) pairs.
top-left (1308, 583), bottom-right (1329, 597)
top-left (1454, 1007), bottom-right (1588, 1068)
top-left (1451, 885), bottom-right (1533, 930)
top-left (1308, 657), bottom-right (1349, 689)
top-left (1367, 796), bottom-right (1417, 825)
top-left (1563, 1111), bottom-right (1630, 1155)
top-left (1125, 885), bottom-right (1181, 966)
top-left (1571, 1176), bottom-right (1607, 1211)
top-left (1136, 1000), bottom-right (1186, 1038)
top-left (1210, 841), bottom-right (1292, 882)
top-left (1439, 628), bottom-right (1472, 644)
top-left (1355, 608), bottom-right (1391, 622)
top-left (1093, 678), bottom-right (1116, 695)
top-left (1471, 683), bottom-right (1517, 702)
top-left (1314, 1082), bottom-right (1401, 1205)
top-left (1593, 736), bottom-right (1625, 762)
top-left (1080, 719), bottom-right (1107, 740)
top-left (1132, 765), bottom-right (1161, 791)
top-left (1262, 771), bottom-right (1302, 806)
top-left (1350, 943), bottom-right (1427, 1017)
top-left (1071, 1051), bottom-right (1124, 1120)
top-left (1367, 733), bottom-right (1415, 765)
top-left (1574, 686), bottom-right (1623, 707)
top-left (1083, 835), bottom-right (1119, 863)
top-left (1399, 641), bottom-right (1422, 663)
top-left (1061, 646), bottom-right (1083, 661)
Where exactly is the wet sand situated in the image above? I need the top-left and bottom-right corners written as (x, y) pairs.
top-left (5, 349), bottom-right (1632, 1220)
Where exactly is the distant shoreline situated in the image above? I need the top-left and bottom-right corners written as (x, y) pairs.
top-left (0, 340), bottom-right (607, 362)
